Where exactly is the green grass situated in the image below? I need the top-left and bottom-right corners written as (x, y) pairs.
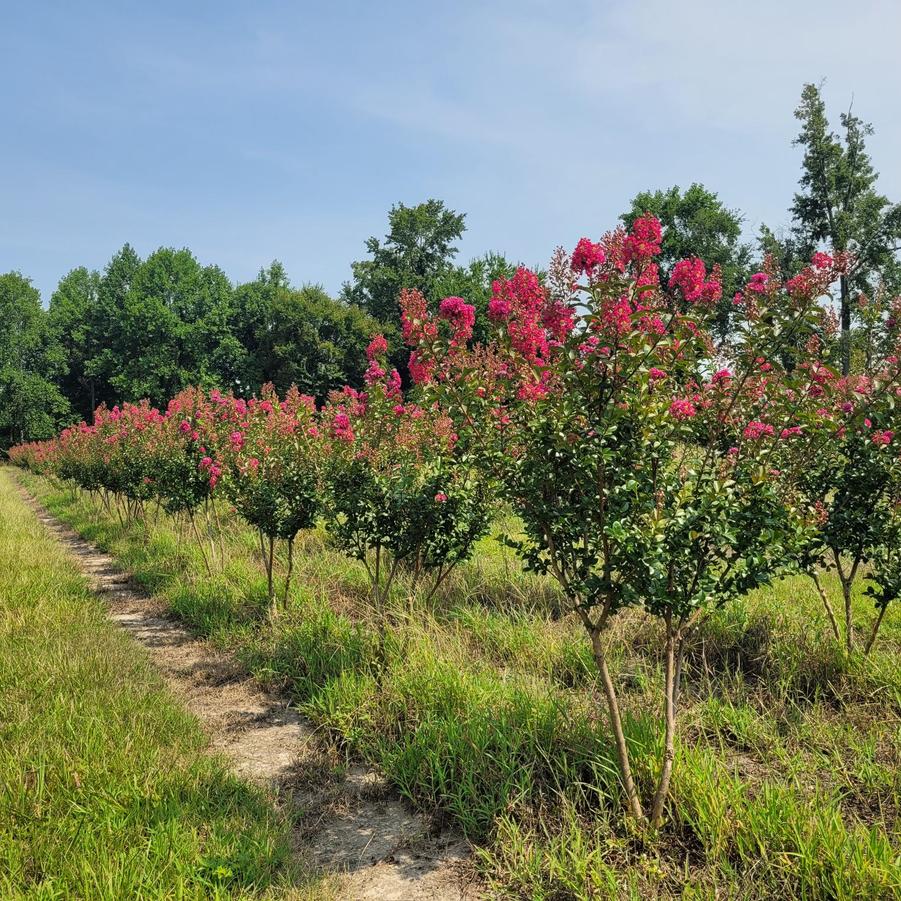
top-left (0, 470), bottom-right (325, 900)
top-left (18, 472), bottom-right (901, 899)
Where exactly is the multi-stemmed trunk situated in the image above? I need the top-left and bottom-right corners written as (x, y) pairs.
top-left (811, 552), bottom-right (889, 656)
top-left (260, 531), bottom-right (297, 620)
top-left (577, 602), bottom-right (693, 834)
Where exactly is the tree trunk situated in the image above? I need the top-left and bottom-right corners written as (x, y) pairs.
top-left (840, 274), bottom-right (851, 376)
top-left (832, 549), bottom-right (857, 653)
top-left (811, 571), bottom-right (842, 643)
top-left (583, 616), bottom-right (645, 823)
top-left (267, 535), bottom-right (276, 618)
top-left (282, 537), bottom-right (294, 610)
top-left (842, 578), bottom-right (854, 653)
top-left (649, 614), bottom-right (678, 831)
top-left (864, 604), bottom-right (888, 656)
top-left (189, 512), bottom-right (213, 577)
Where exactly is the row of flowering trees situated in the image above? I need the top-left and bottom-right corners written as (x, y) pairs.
top-left (11, 355), bottom-right (489, 621)
top-left (10, 216), bottom-right (901, 833)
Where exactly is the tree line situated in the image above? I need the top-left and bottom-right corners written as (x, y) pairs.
top-left (2, 82), bottom-right (899, 448)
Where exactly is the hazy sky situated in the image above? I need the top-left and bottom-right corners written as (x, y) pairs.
top-left (4, 0), bottom-right (901, 302)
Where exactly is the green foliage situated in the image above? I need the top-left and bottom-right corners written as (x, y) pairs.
top-left (322, 349), bottom-right (490, 604)
top-left (791, 83), bottom-right (901, 285)
top-left (42, 249), bottom-right (381, 434)
top-left (0, 272), bottom-right (72, 447)
top-left (47, 266), bottom-right (103, 419)
top-left (342, 199), bottom-right (466, 325)
top-left (788, 82), bottom-right (901, 372)
top-left (261, 283), bottom-right (380, 400)
top-left (230, 263), bottom-right (381, 401)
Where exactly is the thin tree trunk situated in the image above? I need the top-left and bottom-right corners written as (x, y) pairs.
top-left (282, 537), bottom-right (294, 610)
top-left (189, 512), bottom-right (213, 577)
top-left (840, 274), bottom-right (851, 377)
top-left (833, 550), bottom-right (857, 653)
top-left (650, 613), bottom-right (678, 831)
top-left (213, 501), bottom-right (226, 567)
top-left (843, 579), bottom-right (854, 653)
top-left (864, 604), bottom-right (888, 656)
top-left (580, 612), bottom-right (645, 823)
top-left (672, 631), bottom-right (688, 716)
top-left (203, 499), bottom-right (217, 570)
top-left (811, 571), bottom-right (842, 643)
top-left (267, 535), bottom-right (276, 618)
top-left (373, 544), bottom-right (382, 605)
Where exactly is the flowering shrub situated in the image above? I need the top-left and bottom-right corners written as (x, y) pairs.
top-left (86, 402), bottom-right (166, 518)
top-left (793, 375), bottom-right (901, 652)
top-left (322, 333), bottom-right (490, 610)
top-left (401, 221), bottom-right (854, 830)
top-left (215, 384), bottom-right (323, 616)
top-left (9, 437), bottom-right (62, 477)
top-left (151, 387), bottom-right (218, 517)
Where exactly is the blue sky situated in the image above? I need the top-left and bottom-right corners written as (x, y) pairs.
top-left (3, 0), bottom-right (901, 302)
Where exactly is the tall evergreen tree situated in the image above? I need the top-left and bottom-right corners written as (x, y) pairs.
top-left (790, 82), bottom-right (901, 373)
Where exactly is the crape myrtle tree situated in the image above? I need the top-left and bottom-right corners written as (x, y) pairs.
top-left (401, 218), bottom-right (853, 831)
top-left (215, 385), bottom-right (323, 618)
top-left (322, 334), bottom-right (490, 616)
top-left (790, 309), bottom-right (901, 655)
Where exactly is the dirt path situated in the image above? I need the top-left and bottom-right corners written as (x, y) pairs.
top-left (18, 483), bottom-right (479, 901)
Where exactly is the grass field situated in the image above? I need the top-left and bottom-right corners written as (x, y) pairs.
top-left (0, 470), bottom-right (326, 899)
top-left (11, 469), bottom-right (901, 899)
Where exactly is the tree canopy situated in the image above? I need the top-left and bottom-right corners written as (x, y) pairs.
top-left (342, 199), bottom-right (466, 325)
top-left (788, 82), bottom-right (901, 372)
top-left (0, 272), bottom-right (71, 447)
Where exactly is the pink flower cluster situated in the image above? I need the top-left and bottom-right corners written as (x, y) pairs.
top-left (669, 258), bottom-right (723, 304)
top-left (746, 273), bottom-right (770, 295)
top-left (669, 398), bottom-right (697, 420)
top-left (438, 296), bottom-right (476, 344)
top-left (571, 238), bottom-right (606, 277)
top-left (624, 215), bottom-right (663, 263)
top-left (743, 421), bottom-right (775, 440)
top-left (488, 268), bottom-right (552, 364)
